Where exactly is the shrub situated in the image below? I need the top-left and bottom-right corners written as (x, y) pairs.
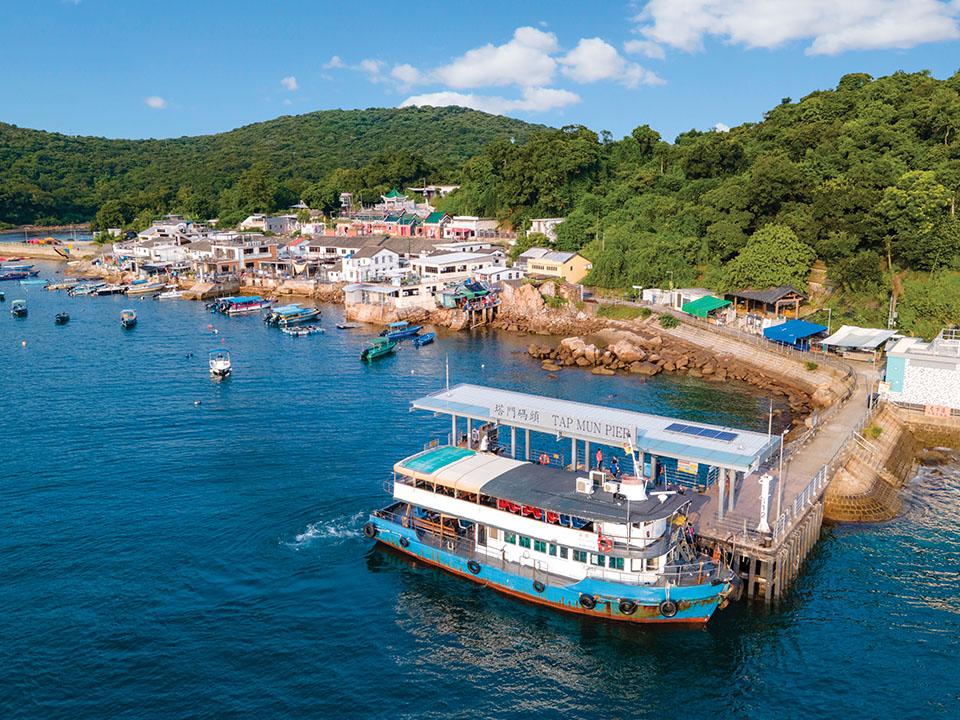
top-left (639, 307), bottom-right (652, 318)
top-left (868, 425), bottom-right (883, 439)
top-left (659, 314), bottom-right (680, 329)
top-left (805, 361), bottom-right (819, 371)
top-left (545, 294), bottom-right (568, 309)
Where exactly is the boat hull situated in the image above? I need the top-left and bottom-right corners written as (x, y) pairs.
top-left (368, 515), bottom-right (728, 624)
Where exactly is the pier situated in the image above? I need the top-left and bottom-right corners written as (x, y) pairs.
top-left (411, 378), bottom-right (882, 603)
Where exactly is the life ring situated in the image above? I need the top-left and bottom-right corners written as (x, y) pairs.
top-left (598, 535), bottom-right (613, 552)
top-left (467, 560), bottom-right (481, 575)
top-left (579, 593), bottom-right (597, 610)
top-left (399, 536), bottom-right (410, 548)
top-left (618, 599), bottom-right (637, 615)
top-left (362, 522), bottom-right (377, 539)
top-left (659, 599), bottom-right (678, 618)
top-left (533, 580), bottom-right (546, 594)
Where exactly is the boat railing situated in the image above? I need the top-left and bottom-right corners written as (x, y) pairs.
top-left (586, 560), bottom-right (721, 587)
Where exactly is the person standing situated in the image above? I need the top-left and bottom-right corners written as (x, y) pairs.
top-left (595, 448), bottom-right (603, 471)
top-left (610, 456), bottom-right (619, 477)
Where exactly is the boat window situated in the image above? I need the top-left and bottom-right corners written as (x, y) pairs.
top-left (518, 536), bottom-right (531, 549)
top-left (548, 544), bottom-right (557, 557)
top-left (487, 527), bottom-right (499, 541)
top-left (645, 557), bottom-right (660, 571)
top-left (504, 532), bottom-right (516, 545)
top-left (559, 547), bottom-right (568, 559)
top-left (590, 554), bottom-right (606, 567)
top-left (609, 557), bottom-right (625, 570)
top-left (573, 550), bottom-right (588, 563)
top-left (533, 540), bottom-right (546, 553)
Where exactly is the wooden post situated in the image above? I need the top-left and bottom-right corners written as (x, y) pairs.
top-left (763, 558), bottom-right (774, 602)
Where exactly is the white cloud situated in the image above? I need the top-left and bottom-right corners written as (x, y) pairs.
top-left (634, 0), bottom-right (960, 55)
top-left (624, 39), bottom-right (666, 60)
top-left (432, 26), bottom-right (559, 88)
top-left (283, 99), bottom-right (292, 106)
top-left (560, 38), bottom-right (663, 88)
top-left (323, 56), bottom-right (345, 69)
top-left (391, 63), bottom-right (427, 87)
top-left (281, 76), bottom-right (298, 91)
top-left (400, 86), bottom-right (580, 115)
top-left (714, 122), bottom-right (730, 132)
top-left (144, 96), bottom-right (167, 110)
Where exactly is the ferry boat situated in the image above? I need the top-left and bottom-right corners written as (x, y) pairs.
top-left (11, 299), bottom-right (27, 317)
top-left (120, 309), bottom-right (137, 329)
top-left (378, 320), bottom-right (423, 340)
top-left (264, 304), bottom-right (321, 327)
top-left (209, 349), bottom-right (232, 378)
top-left (366, 446), bottom-right (742, 624)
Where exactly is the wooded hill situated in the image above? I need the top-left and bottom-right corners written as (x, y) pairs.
top-left (0, 106), bottom-right (544, 227)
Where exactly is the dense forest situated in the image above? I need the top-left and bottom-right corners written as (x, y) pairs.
top-left (434, 69), bottom-right (960, 338)
top-left (0, 106), bottom-right (544, 228)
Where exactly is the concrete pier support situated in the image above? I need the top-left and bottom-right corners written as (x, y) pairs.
top-left (511, 426), bottom-right (517, 458)
top-left (525, 429), bottom-right (530, 460)
top-left (451, 415), bottom-right (457, 446)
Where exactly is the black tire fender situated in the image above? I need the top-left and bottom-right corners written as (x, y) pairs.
top-left (659, 599), bottom-right (678, 618)
top-left (362, 523), bottom-right (377, 539)
top-left (533, 580), bottom-right (546, 593)
top-left (467, 560), bottom-right (482, 575)
top-left (399, 536), bottom-right (410, 548)
top-left (618, 598), bottom-right (637, 615)
top-left (579, 593), bottom-right (597, 610)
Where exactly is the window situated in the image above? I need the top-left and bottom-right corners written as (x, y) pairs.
top-left (609, 557), bottom-right (624, 570)
top-left (487, 527), bottom-right (499, 541)
top-left (559, 547), bottom-right (568, 559)
top-left (518, 536), bottom-right (531, 549)
top-left (590, 554), bottom-right (606, 567)
top-left (573, 549), bottom-right (587, 563)
top-left (645, 557), bottom-right (660, 571)
top-left (548, 544), bottom-right (557, 557)
top-left (534, 540), bottom-right (547, 553)
top-left (504, 532), bottom-right (516, 545)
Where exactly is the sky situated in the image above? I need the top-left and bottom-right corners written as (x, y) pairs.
top-left (1, 0), bottom-right (960, 143)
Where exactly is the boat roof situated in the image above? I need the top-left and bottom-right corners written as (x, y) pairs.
top-left (386, 321), bottom-right (409, 328)
top-left (121, 308), bottom-right (135, 313)
top-left (369, 337), bottom-right (393, 346)
top-left (395, 447), bottom-right (685, 523)
top-left (273, 304), bottom-right (304, 313)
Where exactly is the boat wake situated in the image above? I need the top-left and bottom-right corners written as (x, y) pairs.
top-left (283, 511), bottom-right (367, 550)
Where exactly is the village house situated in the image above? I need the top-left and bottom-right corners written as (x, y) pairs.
top-left (421, 211), bottom-right (451, 239)
top-left (265, 215), bottom-right (299, 236)
top-left (409, 251), bottom-right (504, 282)
top-left (517, 248), bottom-right (592, 284)
top-left (405, 184), bottom-right (460, 201)
top-left (444, 216), bottom-right (498, 240)
top-left (473, 265), bottom-right (525, 284)
top-left (195, 233), bottom-right (279, 276)
top-left (342, 246), bottom-right (400, 283)
top-left (238, 214), bottom-right (267, 231)
top-left (528, 218), bottom-right (565, 242)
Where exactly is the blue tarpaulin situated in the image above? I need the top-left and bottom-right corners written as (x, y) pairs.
top-left (763, 319), bottom-right (827, 346)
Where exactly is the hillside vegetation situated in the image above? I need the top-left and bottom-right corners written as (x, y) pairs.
top-left (0, 106), bottom-right (544, 227)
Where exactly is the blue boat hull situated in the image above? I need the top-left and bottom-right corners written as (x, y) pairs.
top-left (380, 326), bottom-right (422, 340)
top-left (369, 515), bottom-right (729, 624)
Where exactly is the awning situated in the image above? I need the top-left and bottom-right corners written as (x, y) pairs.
top-left (681, 295), bottom-right (731, 317)
top-left (763, 319), bottom-right (828, 344)
top-left (819, 325), bottom-right (899, 349)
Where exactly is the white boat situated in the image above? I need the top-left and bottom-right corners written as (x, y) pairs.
top-left (158, 286), bottom-right (184, 299)
top-left (209, 349), bottom-right (232, 378)
top-left (126, 282), bottom-right (165, 297)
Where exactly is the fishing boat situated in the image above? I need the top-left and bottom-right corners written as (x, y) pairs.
top-left (11, 299), bottom-right (27, 317)
top-left (158, 286), bottom-right (184, 299)
top-left (1, 264), bottom-right (34, 271)
top-left (264, 304), bottom-right (321, 327)
top-left (120, 309), bottom-right (137, 329)
top-left (281, 324), bottom-right (325, 337)
top-left (20, 279), bottom-right (48, 287)
top-left (412, 332), bottom-right (435, 347)
top-left (365, 445), bottom-right (742, 624)
top-left (97, 284), bottom-right (128, 296)
top-left (360, 337), bottom-right (397, 361)
top-left (209, 349), bottom-right (232, 378)
top-left (125, 282), bottom-right (165, 297)
top-left (55, 312), bottom-right (70, 324)
top-left (0, 270), bottom-right (40, 281)
top-left (336, 323), bottom-right (360, 329)
top-left (224, 296), bottom-right (276, 315)
top-left (69, 282), bottom-right (105, 296)
top-left (378, 320), bottom-right (423, 340)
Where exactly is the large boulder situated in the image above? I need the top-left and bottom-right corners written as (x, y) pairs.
top-left (811, 384), bottom-right (838, 408)
top-left (611, 340), bottom-right (647, 364)
top-left (633, 362), bottom-right (661, 376)
top-left (592, 366), bottom-right (616, 376)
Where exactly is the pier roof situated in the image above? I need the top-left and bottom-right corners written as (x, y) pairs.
top-left (413, 384), bottom-right (777, 472)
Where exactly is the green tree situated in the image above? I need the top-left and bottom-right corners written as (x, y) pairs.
top-left (879, 170), bottom-right (953, 269)
top-left (724, 224), bottom-right (817, 290)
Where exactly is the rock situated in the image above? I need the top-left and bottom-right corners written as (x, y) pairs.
top-left (714, 368), bottom-right (727, 381)
top-left (541, 362), bottom-right (561, 372)
top-left (633, 362), bottom-right (661, 376)
top-left (546, 373), bottom-right (559, 379)
top-left (811, 384), bottom-right (837, 408)
top-left (559, 336), bottom-right (588, 358)
top-left (576, 357), bottom-right (592, 367)
top-left (642, 335), bottom-right (663, 350)
top-left (508, 324), bottom-right (519, 332)
top-left (675, 355), bottom-right (689, 368)
top-left (611, 339), bottom-right (647, 364)
top-left (688, 369), bottom-right (702, 378)
top-left (701, 362), bottom-right (716, 375)
top-left (662, 361), bottom-right (676, 372)
top-left (647, 353), bottom-right (660, 363)
top-left (591, 366), bottom-right (616, 376)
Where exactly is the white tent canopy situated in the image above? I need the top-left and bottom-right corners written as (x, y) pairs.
top-left (819, 325), bottom-right (899, 349)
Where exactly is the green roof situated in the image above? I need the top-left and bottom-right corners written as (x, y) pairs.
top-left (397, 216), bottom-right (420, 225)
top-left (384, 214), bottom-right (403, 222)
top-left (682, 295), bottom-right (731, 317)
top-left (424, 211), bottom-right (448, 224)
top-left (383, 188), bottom-right (406, 199)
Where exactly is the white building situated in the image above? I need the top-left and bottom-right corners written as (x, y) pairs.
top-left (529, 218), bottom-right (565, 242)
top-left (409, 251), bottom-right (503, 281)
top-left (474, 266), bottom-right (525, 283)
top-left (342, 246), bottom-right (400, 283)
top-left (445, 216), bottom-right (498, 240)
top-left (239, 214), bottom-right (267, 231)
top-left (265, 215), bottom-right (298, 235)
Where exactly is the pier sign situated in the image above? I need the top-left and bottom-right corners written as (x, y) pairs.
top-left (491, 403), bottom-right (637, 445)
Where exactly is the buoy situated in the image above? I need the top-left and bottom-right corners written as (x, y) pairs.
top-left (21, 341), bottom-right (26, 347)
top-left (214, 329), bottom-right (218, 335)
top-left (207, 324), bottom-right (212, 329)
top-left (194, 401), bottom-right (201, 406)
top-left (221, 338), bottom-right (225, 344)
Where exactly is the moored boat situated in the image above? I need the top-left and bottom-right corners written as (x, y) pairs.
top-left (120, 309), bottom-right (137, 329)
top-left (55, 312), bottom-right (70, 324)
top-left (11, 299), bottom-right (27, 317)
top-left (0, 290), bottom-right (5, 301)
top-left (224, 296), bottom-right (276, 315)
top-left (69, 282), bottom-right (106, 296)
top-left (97, 283), bottom-right (127, 296)
top-left (366, 446), bottom-right (741, 624)
top-left (412, 332), bottom-right (435, 346)
top-left (281, 324), bottom-right (325, 336)
top-left (20, 279), bottom-right (49, 287)
top-left (125, 282), bottom-right (165, 297)
top-left (209, 349), bottom-right (232, 378)
top-left (264, 304), bottom-right (321, 327)
top-left (360, 337), bottom-right (397, 360)
top-left (158, 286), bottom-right (184, 299)
top-left (1, 264), bottom-right (34, 271)
top-left (0, 270), bottom-right (40, 281)
top-left (378, 320), bottom-right (423, 340)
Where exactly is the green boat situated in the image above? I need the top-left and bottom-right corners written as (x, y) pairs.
top-left (360, 337), bottom-right (397, 361)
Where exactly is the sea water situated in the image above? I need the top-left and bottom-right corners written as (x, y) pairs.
top-left (1, 263), bottom-right (957, 719)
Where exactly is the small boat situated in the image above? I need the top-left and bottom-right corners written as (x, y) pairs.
top-left (0, 270), bottom-right (39, 281)
top-left (336, 323), bottom-right (360, 329)
top-left (158, 287), bottom-right (184, 299)
top-left (209, 349), bottom-right (232, 378)
top-left (360, 337), bottom-right (397, 361)
top-left (224, 296), bottom-right (276, 315)
top-left (47, 282), bottom-right (77, 291)
top-left (281, 324), bottom-right (325, 337)
top-left (0, 291), bottom-right (5, 301)
top-left (378, 321), bottom-right (423, 340)
top-left (412, 332), bottom-right (435, 347)
top-left (11, 299), bottom-right (27, 317)
top-left (69, 282), bottom-right (106, 296)
top-left (55, 312), bottom-right (70, 324)
top-left (125, 282), bottom-right (165, 297)
top-left (1, 264), bottom-right (33, 271)
top-left (20, 279), bottom-right (48, 287)
top-left (264, 304), bottom-right (321, 327)
top-left (120, 309), bottom-right (137, 329)
top-left (98, 284), bottom-right (128, 296)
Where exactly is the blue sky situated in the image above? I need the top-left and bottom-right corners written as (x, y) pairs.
top-left (2, 0), bottom-right (959, 143)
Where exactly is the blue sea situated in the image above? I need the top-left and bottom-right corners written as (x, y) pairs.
top-left (2, 262), bottom-right (958, 719)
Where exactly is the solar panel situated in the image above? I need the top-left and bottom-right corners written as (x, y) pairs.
top-left (665, 422), bottom-right (738, 443)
